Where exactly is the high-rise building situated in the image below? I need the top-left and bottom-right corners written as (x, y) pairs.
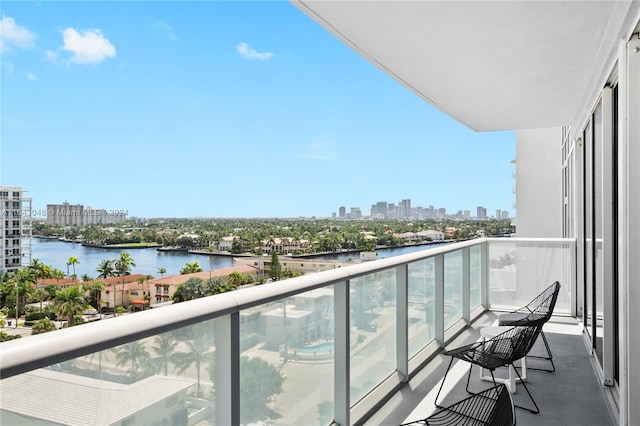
top-left (374, 201), bottom-right (388, 219)
top-left (338, 206), bottom-right (346, 218)
top-left (47, 201), bottom-right (84, 227)
top-left (414, 206), bottom-right (424, 219)
top-left (426, 205), bottom-right (435, 219)
top-left (477, 206), bottom-right (487, 220)
top-left (83, 206), bottom-right (128, 225)
top-left (398, 199), bottom-right (411, 219)
top-left (1, 186), bottom-right (32, 273)
top-left (46, 202), bottom-right (127, 226)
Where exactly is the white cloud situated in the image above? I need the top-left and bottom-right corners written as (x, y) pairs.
top-left (45, 50), bottom-right (58, 62)
top-left (0, 16), bottom-right (36, 53)
top-left (301, 141), bottom-right (339, 161)
top-left (154, 20), bottom-right (178, 41)
top-left (236, 42), bottom-right (273, 60)
top-left (27, 72), bottom-right (37, 81)
top-left (61, 28), bottom-right (116, 64)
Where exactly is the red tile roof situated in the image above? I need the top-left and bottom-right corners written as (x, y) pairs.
top-left (36, 278), bottom-right (76, 286)
top-left (149, 265), bottom-right (258, 286)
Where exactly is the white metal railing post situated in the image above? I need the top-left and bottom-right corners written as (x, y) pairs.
top-left (570, 240), bottom-right (577, 317)
top-left (334, 280), bottom-right (350, 426)
top-left (434, 255), bottom-right (444, 345)
top-left (396, 264), bottom-right (409, 381)
top-left (481, 241), bottom-right (490, 309)
top-left (214, 313), bottom-right (240, 426)
top-left (462, 247), bottom-right (471, 324)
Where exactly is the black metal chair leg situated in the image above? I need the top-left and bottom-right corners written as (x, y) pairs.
top-left (465, 363), bottom-right (474, 394)
top-left (466, 364), bottom-right (498, 396)
top-left (511, 362), bottom-right (540, 414)
top-left (434, 357), bottom-right (454, 408)
top-left (524, 331), bottom-right (556, 372)
top-left (540, 331), bottom-right (556, 371)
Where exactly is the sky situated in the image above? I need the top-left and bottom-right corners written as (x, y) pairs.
top-left (1, 1), bottom-right (515, 219)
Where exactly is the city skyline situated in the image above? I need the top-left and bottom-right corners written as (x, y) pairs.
top-left (1, 2), bottom-right (515, 219)
top-left (25, 196), bottom-right (509, 221)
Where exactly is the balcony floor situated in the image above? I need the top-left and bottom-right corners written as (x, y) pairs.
top-left (366, 312), bottom-right (616, 426)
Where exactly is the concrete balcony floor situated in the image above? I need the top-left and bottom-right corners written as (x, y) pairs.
top-left (367, 312), bottom-right (615, 426)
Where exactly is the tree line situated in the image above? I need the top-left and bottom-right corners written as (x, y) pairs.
top-left (33, 217), bottom-right (512, 254)
top-left (0, 253), bottom-right (261, 336)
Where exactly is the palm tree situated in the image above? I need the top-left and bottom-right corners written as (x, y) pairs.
top-left (171, 277), bottom-right (205, 303)
top-left (152, 334), bottom-right (177, 376)
top-left (8, 270), bottom-right (35, 321)
top-left (96, 259), bottom-right (115, 279)
top-left (114, 252), bottom-right (135, 315)
top-left (83, 280), bottom-right (105, 311)
top-left (28, 259), bottom-right (47, 281)
top-left (81, 274), bottom-right (92, 282)
top-left (227, 271), bottom-right (245, 288)
top-left (114, 341), bottom-right (151, 381)
top-left (96, 259), bottom-right (116, 313)
top-left (171, 324), bottom-right (214, 398)
top-left (67, 256), bottom-right (80, 278)
top-left (32, 287), bottom-right (49, 313)
top-left (51, 286), bottom-right (87, 328)
top-left (157, 267), bottom-right (167, 278)
top-left (180, 261), bottom-right (202, 275)
top-left (136, 275), bottom-right (153, 310)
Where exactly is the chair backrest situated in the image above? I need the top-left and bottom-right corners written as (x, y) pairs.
top-left (508, 325), bottom-right (543, 362)
top-left (527, 281), bottom-right (561, 323)
top-left (527, 281), bottom-right (560, 322)
top-left (486, 324), bottom-right (543, 364)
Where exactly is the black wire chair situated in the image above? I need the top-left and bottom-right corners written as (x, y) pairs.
top-left (498, 281), bottom-right (561, 372)
top-left (435, 324), bottom-right (544, 414)
top-left (401, 384), bottom-right (514, 426)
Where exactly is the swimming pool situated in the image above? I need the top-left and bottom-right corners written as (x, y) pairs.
top-left (297, 342), bottom-right (334, 354)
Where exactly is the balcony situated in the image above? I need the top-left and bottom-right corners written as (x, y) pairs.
top-left (0, 238), bottom-right (611, 425)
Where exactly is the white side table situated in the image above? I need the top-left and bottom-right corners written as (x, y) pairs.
top-left (479, 326), bottom-right (527, 393)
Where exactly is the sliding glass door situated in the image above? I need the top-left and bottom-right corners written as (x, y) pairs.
top-left (580, 85), bottom-right (618, 385)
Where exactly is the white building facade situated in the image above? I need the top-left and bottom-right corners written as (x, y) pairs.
top-left (1, 187), bottom-right (31, 273)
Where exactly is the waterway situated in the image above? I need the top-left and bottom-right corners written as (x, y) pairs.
top-left (30, 238), bottom-right (451, 278)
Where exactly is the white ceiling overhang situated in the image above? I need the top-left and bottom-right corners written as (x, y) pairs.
top-left (292, 1), bottom-right (634, 131)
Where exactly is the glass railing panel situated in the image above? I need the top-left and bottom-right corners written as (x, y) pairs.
top-left (239, 287), bottom-right (335, 426)
top-left (444, 251), bottom-right (463, 328)
top-left (470, 245), bottom-right (482, 309)
top-left (488, 240), bottom-right (572, 313)
top-left (407, 258), bottom-right (436, 357)
top-left (0, 319), bottom-right (217, 426)
top-left (350, 269), bottom-right (396, 405)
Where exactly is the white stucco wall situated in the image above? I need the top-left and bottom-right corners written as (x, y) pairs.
top-left (514, 127), bottom-right (563, 238)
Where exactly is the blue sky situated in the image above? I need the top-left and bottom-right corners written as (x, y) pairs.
top-left (1, 1), bottom-right (515, 219)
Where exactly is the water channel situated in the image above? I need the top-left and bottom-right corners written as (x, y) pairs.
top-left (30, 238), bottom-right (451, 278)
